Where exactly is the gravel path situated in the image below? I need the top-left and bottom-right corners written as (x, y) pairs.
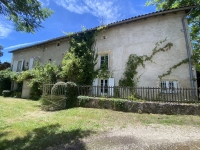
top-left (48, 124), bottom-right (200, 150)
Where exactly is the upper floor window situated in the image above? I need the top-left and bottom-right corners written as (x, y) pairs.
top-left (100, 55), bottom-right (108, 69)
top-left (17, 60), bottom-right (23, 72)
top-left (160, 81), bottom-right (178, 93)
top-left (12, 60), bottom-right (24, 72)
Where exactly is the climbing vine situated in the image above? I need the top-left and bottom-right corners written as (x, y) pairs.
top-left (61, 26), bottom-right (107, 85)
top-left (96, 57), bottom-right (113, 79)
top-left (119, 39), bottom-right (173, 87)
top-left (158, 58), bottom-right (188, 79)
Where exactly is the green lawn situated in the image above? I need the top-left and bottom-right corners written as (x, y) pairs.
top-left (0, 97), bottom-right (200, 150)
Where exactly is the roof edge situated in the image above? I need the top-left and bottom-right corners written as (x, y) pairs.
top-left (9, 5), bottom-right (195, 53)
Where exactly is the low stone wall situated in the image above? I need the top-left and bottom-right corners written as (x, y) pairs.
top-left (77, 97), bottom-right (200, 115)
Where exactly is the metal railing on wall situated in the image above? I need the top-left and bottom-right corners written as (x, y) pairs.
top-left (77, 86), bottom-right (199, 103)
top-left (42, 83), bottom-right (199, 103)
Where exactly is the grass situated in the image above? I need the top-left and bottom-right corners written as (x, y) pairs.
top-left (0, 97), bottom-right (200, 149)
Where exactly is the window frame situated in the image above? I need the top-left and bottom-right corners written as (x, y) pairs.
top-left (12, 59), bottom-right (24, 72)
top-left (160, 80), bottom-right (178, 93)
top-left (100, 54), bottom-right (109, 69)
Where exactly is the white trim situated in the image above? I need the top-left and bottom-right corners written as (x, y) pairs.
top-left (29, 58), bottom-right (34, 70)
top-left (108, 78), bottom-right (114, 96)
top-left (160, 80), bottom-right (178, 93)
top-left (92, 78), bottom-right (98, 95)
top-left (12, 60), bottom-right (18, 72)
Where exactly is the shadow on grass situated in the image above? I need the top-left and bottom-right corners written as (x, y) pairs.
top-left (0, 124), bottom-right (95, 150)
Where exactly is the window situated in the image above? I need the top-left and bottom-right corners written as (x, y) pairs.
top-left (12, 60), bottom-right (24, 72)
top-left (100, 55), bottom-right (108, 69)
top-left (17, 60), bottom-right (22, 72)
top-left (101, 79), bottom-right (108, 94)
top-left (160, 81), bottom-right (178, 93)
top-left (92, 78), bottom-right (114, 96)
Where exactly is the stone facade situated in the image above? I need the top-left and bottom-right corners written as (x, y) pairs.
top-left (9, 6), bottom-right (196, 98)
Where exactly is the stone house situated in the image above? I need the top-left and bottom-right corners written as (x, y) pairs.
top-left (9, 6), bottom-right (197, 98)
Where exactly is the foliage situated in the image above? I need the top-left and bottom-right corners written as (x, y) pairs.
top-left (119, 40), bottom-right (173, 87)
top-left (97, 56), bottom-right (112, 79)
top-left (77, 96), bottom-right (90, 107)
top-left (61, 31), bottom-right (98, 85)
top-left (41, 95), bottom-right (66, 111)
top-left (0, 68), bottom-right (11, 95)
top-left (159, 58), bottom-right (189, 79)
top-left (2, 90), bottom-right (11, 97)
top-left (65, 82), bottom-right (77, 108)
top-left (29, 82), bottom-right (42, 100)
top-left (0, 45), bottom-right (3, 58)
top-left (51, 82), bottom-right (66, 96)
top-left (119, 54), bottom-right (144, 87)
top-left (18, 62), bottom-right (60, 87)
top-left (12, 91), bottom-right (22, 98)
top-left (0, 62), bottom-right (10, 70)
top-left (0, 0), bottom-right (53, 33)
top-left (0, 68), bottom-right (18, 81)
top-left (17, 62), bottom-right (60, 99)
top-left (146, 0), bottom-right (200, 70)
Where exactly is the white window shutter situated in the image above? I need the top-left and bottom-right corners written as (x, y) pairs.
top-left (108, 78), bottom-right (114, 96)
top-left (173, 81), bottom-right (178, 88)
top-left (165, 81), bottom-right (169, 88)
top-left (29, 58), bottom-right (34, 70)
top-left (20, 60), bottom-right (24, 71)
top-left (92, 78), bottom-right (98, 95)
top-left (12, 60), bottom-right (18, 72)
top-left (165, 81), bottom-right (169, 93)
top-left (173, 81), bottom-right (178, 93)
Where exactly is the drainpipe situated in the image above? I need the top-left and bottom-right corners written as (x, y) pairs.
top-left (181, 8), bottom-right (194, 88)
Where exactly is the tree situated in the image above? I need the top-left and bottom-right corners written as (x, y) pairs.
top-left (0, 0), bottom-right (53, 61)
top-left (0, 0), bottom-right (53, 33)
top-left (146, 0), bottom-right (200, 69)
top-left (0, 62), bottom-right (10, 70)
top-left (0, 45), bottom-right (3, 59)
top-left (61, 31), bottom-right (98, 85)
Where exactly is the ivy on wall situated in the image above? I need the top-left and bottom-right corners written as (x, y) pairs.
top-left (61, 25), bottom-right (110, 85)
top-left (60, 30), bottom-right (98, 85)
top-left (119, 39), bottom-right (173, 87)
top-left (158, 58), bottom-right (188, 79)
top-left (96, 57), bottom-right (114, 79)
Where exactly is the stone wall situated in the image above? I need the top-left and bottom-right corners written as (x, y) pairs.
top-left (77, 97), bottom-right (200, 115)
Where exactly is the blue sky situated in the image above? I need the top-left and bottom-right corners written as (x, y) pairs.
top-left (0, 0), bottom-right (156, 63)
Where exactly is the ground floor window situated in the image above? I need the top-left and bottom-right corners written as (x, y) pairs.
top-left (92, 78), bottom-right (114, 96)
top-left (101, 79), bottom-right (108, 94)
top-left (160, 81), bottom-right (178, 93)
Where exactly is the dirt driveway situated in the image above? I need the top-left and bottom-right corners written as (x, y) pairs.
top-left (47, 124), bottom-right (200, 150)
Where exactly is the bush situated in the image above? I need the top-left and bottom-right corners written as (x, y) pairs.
top-left (2, 90), bottom-right (12, 97)
top-left (41, 95), bottom-right (66, 111)
top-left (65, 82), bottom-right (77, 108)
top-left (51, 82), bottom-right (66, 95)
top-left (29, 82), bottom-right (42, 100)
top-left (12, 91), bottom-right (22, 98)
top-left (0, 78), bottom-right (11, 96)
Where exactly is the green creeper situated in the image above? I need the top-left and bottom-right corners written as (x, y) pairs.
top-left (146, 0), bottom-right (200, 70)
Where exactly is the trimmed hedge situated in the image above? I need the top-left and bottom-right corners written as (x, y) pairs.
top-left (65, 82), bottom-right (77, 108)
top-left (41, 95), bottom-right (66, 111)
top-left (2, 90), bottom-right (12, 97)
top-left (41, 81), bottom-right (78, 111)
